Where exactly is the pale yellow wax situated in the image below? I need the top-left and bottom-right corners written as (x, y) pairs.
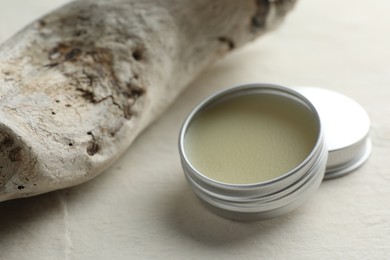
top-left (184, 94), bottom-right (318, 184)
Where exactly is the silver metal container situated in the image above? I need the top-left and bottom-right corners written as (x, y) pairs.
top-left (178, 84), bottom-right (328, 221)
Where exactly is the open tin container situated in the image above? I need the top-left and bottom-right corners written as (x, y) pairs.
top-left (178, 83), bottom-right (371, 221)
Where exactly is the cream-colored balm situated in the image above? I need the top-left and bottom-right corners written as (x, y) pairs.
top-left (184, 94), bottom-right (319, 184)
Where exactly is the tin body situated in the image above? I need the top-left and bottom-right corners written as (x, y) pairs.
top-left (179, 84), bottom-right (328, 221)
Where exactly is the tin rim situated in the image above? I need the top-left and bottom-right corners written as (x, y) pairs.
top-left (184, 142), bottom-right (327, 206)
top-left (178, 83), bottom-right (324, 189)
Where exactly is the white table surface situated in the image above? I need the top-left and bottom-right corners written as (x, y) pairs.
top-left (0, 0), bottom-right (389, 259)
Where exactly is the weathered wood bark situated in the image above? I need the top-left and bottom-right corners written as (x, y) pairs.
top-left (0, 0), bottom-right (296, 201)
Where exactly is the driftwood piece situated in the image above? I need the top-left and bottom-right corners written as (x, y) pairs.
top-left (0, 0), bottom-right (296, 201)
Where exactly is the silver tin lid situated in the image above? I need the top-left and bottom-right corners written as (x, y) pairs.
top-left (294, 87), bottom-right (371, 179)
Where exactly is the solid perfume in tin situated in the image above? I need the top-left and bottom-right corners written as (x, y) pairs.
top-left (179, 83), bottom-right (371, 221)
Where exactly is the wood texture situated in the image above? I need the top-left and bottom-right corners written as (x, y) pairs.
top-left (0, 0), bottom-right (296, 201)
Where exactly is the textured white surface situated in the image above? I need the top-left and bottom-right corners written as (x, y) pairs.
top-left (0, 0), bottom-right (389, 259)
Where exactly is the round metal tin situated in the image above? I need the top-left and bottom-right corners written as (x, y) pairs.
top-left (179, 83), bottom-right (327, 221)
top-left (294, 87), bottom-right (371, 179)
